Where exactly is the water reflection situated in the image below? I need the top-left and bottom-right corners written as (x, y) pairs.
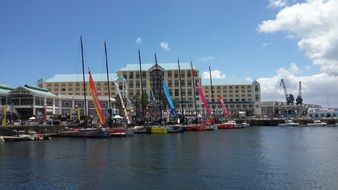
top-left (1, 127), bottom-right (338, 189)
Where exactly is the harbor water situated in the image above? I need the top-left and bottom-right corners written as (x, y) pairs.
top-left (1, 126), bottom-right (338, 190)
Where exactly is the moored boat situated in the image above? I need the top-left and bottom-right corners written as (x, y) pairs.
top-left (2, 131), bottom-right (31, 142)
top-left (151, 126), bottom-right (168, 134)
top-left (110, 128), bottom-right (127, 137)
top-left (133, 125), bottom-right (148, 134)
top-left (166, 125), bottom-right (184, 133)
top-left (278, 120), bottom-right (300, 127)
top-left (217, 120), bottom-right (240, 129)
top-left (185, 123), bottom-right (209, 131)
top-left (307, 120), bottom-right (327, 127)
top-left (110, 128), bottom-right (134, 137)
top-left (239, 122), bottom-right (250, 128)
top-left (59, 127), bottom-right (110, 138)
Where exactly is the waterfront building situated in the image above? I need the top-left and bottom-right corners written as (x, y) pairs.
top-left (260, 101), bottom-right (321, 118)
top-left (201, 80), bottom-right (261, 116)
top-left (39, 74), bottom-right (126, 117)
top-left (0, 84), bottom-right (13, 106)
top-left (6, 85), bottom-right (58, 120)
top-left (307, 108), bottom-right (338, 119)
top-left (117, 62), bottom-right (201, 118)
top-left (40, 63), bottom-right (263, 119)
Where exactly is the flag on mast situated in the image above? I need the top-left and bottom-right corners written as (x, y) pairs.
top-left (162, 80), bottom-right (177, 117)
top-left (114, 81), bottom-right (131, 124)
top-left (88, 71), bottom-right (106, 125)
top-left (217, 96), bottom-right (229, 116)
top-left (196, 80), bottom-right (211, 115)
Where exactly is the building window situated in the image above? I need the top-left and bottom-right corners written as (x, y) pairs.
top-left (62, 100), bottom-right (72, 107)
top-left (174, 80), bottom-right (178, 86)
top-left (47, 98), bottom-right (53, 106)
top-left (175, 89), bottom-right (179, 96)
top-left (255, 86), bottom-right (259, 92)
top-left (188, 89), bottom-right (192, 96)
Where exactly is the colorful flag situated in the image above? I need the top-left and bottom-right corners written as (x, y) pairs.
top-left (114, 81), bottom-right (131, 124)
top-left (88, 71), bottom-right (106, 125)
top-left (162, 80), bottom-right (177, 117)
top-left (217, 96), bottom-right (229, 117)
top-left (196, 80), bottom-right (211, 115)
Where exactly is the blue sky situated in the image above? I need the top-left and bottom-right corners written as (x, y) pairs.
top-left (1, 0), bottom-right (337, 106)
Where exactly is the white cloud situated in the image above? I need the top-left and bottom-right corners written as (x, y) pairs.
top-left (136, 37), bottom-right (142, 44)
top-left (258, 0), bottom-right (338, 76)
top-left (262, 42), bottom-right (271, 47)
top-left (160, 41), bottom-right (171, 51)
top-left (268, 0), bottom-right (288, 8)
top-left (202, 70), bottom-right (226, 79)
top-left (257, 64), bottom-right (338, 107)
top-left (197, 56), bottom-right (214, 62)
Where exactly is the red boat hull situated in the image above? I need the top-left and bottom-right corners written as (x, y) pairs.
top-left (217, 123), bottom-right (237, 129)
top-left (185, 124), bottom-right (209, 131)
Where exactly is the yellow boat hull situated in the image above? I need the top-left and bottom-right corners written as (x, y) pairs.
top-left (151, 127), bottom-right (167, 134)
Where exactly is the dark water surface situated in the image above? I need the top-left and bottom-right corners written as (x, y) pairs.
top-left (1, 127), bottom-right (338, 190)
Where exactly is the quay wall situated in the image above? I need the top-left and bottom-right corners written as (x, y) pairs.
top-left (236, 119), bottom-right (338, 126)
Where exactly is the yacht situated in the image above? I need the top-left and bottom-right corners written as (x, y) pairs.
top-left (278, 120), bottom-right (300, 127)
top-left (307, 120), bottom-right (327, 127)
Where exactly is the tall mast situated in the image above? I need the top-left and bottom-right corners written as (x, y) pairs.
top-left (138, 49), bottom-right (144, 119)
top-left (209, 66), bottom-right (214, 113)
top-left (178, 59), bottom-right (184, 120)
top-left (80, 36), bottom-right (87, 116)
top-left (104, 41), bottom-right (112, 125)
top-left (154, 53), bottom-right (163, 121)
top-left (191, 61), bottom-right (198, 120)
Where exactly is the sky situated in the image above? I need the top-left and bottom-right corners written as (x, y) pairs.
top-left (0, 0), bottom-right (337, 107)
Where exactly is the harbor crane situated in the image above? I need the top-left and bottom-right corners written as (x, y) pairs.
top-left (296, 81), bottom-right (303, 105)
top-left (280, 79), bottom-right (294, 104)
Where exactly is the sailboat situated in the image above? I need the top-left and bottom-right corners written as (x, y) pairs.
top-left (185, 79), bottom-right (212, 131)
top-left (101, 42), bottom-right (133, 137)
top-left (163, 79), bottom-right (184, 133)
top-left (59, 37), bottom-right (109, 138)
top-left (215, 95), bottom-right (240, 129)
top-left (148, 54), bottom-right (168, 134)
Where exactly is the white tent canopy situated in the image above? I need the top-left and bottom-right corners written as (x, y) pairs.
top-left (113, 115), bottom-right (123, 119)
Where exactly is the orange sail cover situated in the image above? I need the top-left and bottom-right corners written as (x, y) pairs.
top-left (88, 71), bottom-right (106, 125)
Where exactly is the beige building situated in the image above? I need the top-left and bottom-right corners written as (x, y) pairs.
top-left (39, 74), bottom-right (125, 116)
top-left (40, 63), bottom-right (262, 118)
top-left (201, 80), bottom-right (261, 116)
top-left (117, 63), bottom-right (200, 116)
top-left (117, 63), bottom-right (261, 117)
